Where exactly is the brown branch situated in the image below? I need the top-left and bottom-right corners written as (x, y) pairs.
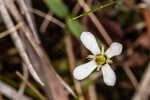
top-left (143, 7), bottom-right (150, 37)
top-left (0, 22), bottom-right (23, 39)
top-left (16, 0), bottom-right (40, 44)
top-left (72, 3), bottom-right (81, 15)
top-left (40, 11), bottom-right (52, 33)
top-left (88, 84), bottom-right (98, 100)
top-left (16, 71), bottom-right (46, 100)
top-left (0, 92), bottom-right (3, 100)
top-left (4, 0), bottom-right (69, 99)
top-left (123, 64), bottom-right (138, 89)
top-left (30, 8), bottom-right (66, 29)
top-left (132, 62), bottom-right (150, 100)
top-left (55, 74), bottom-right (77, 98)
top-left (64, 33), bottom-right (84, 100)
top-left (17, 63), bottom-right (29, 98)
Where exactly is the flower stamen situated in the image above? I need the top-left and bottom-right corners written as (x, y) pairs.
top-left (87, 55), bottom-right (95, 60)
top-left (97, 65), bottom-right (102, 71)
top-left (101, 45), bottom-right (105, 55)
top-left (107, 59), bottom-right (113, 64)
top-left (95, 54), bottom-right (107, 65)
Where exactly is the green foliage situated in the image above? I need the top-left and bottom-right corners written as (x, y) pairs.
top-left (25, 87), bottom-right (41, 100)
top-left (97, 39), bottom-right (102, 48)
top-left (45, 0), bottom-right (69, 18)
top-left (66, 19), bottom-right (85, 39)
top-left (0, 76), bottom-right (18, 88)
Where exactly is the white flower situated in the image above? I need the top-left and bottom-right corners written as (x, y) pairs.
top-left (73, 32), bottom-right (123, 86)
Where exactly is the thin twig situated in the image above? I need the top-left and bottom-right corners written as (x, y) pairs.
top-left (56, 74), bottom-right (77, 98)
top-left (142, 5), bottom-right (150, 37)
top-left (132, 62), bottom-right (150, 100)
top-left (72, 3), bottom-right (81, 15)
top-left (30, 8), bottom-right (65, 29)
top-left (16, 0), bottom-right (41, 44)
top-left (16, 71), bottom-right (46, 100)
top-left (17, 63), bottom-right (29, 98)
top-left (65, 33), bottom-right (84, 100)
top-left (123, 64), bottom-right (138, 89)
top-left (0, 92), bottom-right (3, 100)
top-left (0, 22), bottom-right (23, 39)
top-left (88, 84), bottom-right (98, 100)
top-left (40, 11), bottom-right (52, 33)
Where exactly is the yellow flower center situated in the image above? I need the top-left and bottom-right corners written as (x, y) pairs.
top-left (95, 54), bottom-right (107, 65)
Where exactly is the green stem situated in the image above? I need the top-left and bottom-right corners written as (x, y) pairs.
top-left (71, 0), bottom-right (121, 20)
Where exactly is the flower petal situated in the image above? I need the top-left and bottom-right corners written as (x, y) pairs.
top-left (105, 42), bottom-right (123, 58)
top-left (101, 64), bottom-right (116, 86)
top-left (73, 60), bottom-right (97, 80)
top-left (80, 32), bottom-right (100, 55)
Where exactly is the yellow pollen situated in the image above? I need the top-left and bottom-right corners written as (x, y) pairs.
top-left (95, 54), bottom-right (107, 65)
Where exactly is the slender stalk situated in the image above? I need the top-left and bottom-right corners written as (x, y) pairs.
top-left (17, 63), bottom-right (29, 98)
top-left (16, 71), bottom-right (46, 100)
top-left (0, 22), bottom-right (23, 39)
top-left (64, 33), bottom-right (84, 100)
top-left (72, 0), bottom-right (121, 20)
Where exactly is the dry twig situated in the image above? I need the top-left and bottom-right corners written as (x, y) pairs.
top-left (16, 71), bottom-right (46, 100)
top-left (17, 63), bottom-right (29, 99)
top-left (4, 0), bottom-right (69, 99)
top-left (30, 8), bottom-right (65, 29)
top-left (123, 64), bottom-right (138, 89)
top-left (132, 62), bottom-right (150, 100)
top-left (16, 0), bottom-right (40, 43)
top-left (88, 84), bottom-right (98, 100)
top-left (143, 7), bottom-right (150, 37)
top-left (40, 11), bottom-right (52, 33)
top-left (0, 22), bottom-right (23, 39)
top-left (0, 92), bottom-right (3, 100)
top-left (65, 33), bottom-right (84, 100)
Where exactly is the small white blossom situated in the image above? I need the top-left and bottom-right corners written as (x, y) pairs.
top-left (73, 32), bottom-right (123, 86)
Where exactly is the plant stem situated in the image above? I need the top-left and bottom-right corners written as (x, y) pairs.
top-left (72, 0), bottom-right (121, 20)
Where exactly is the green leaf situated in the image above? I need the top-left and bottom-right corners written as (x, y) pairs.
top-left (66, 19), bottom-right (85, 39)
top-left (45, 0), bottom-right (69, 18)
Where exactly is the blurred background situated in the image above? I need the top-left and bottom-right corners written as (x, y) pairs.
top-left (0, 0), bottom-right (150, 100)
